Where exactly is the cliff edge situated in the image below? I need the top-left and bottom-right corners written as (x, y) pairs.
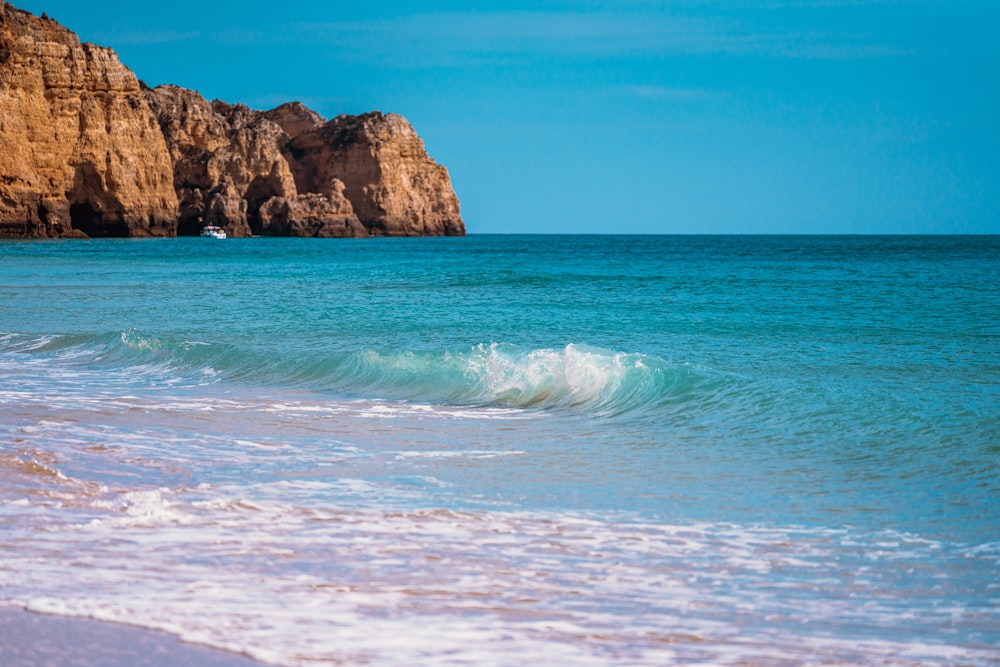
top-left (276, 110), bottom-right (465, 237)
top-left (0, 3), bottom-right (177, 237)
top-left (0, 3), bottom-right (464, 238)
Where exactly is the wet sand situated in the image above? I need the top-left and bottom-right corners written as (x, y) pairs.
top-left (0, 608), bottom-right (270, 667)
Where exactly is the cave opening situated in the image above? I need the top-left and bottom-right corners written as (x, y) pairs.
top-left (177, 215), bottom-right (205, 237)
top-left (244, 174), bottom-right (284, 235)
top-left (69, 202), bottom-right (128, 237)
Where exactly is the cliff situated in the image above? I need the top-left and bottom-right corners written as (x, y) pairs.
top-left (275, 110), bottom-right (465, 237)
top-left (0, 3), bottom-right (464, 238)
top-left (145, 86), bottom-right (368, 238)
top-left (0, 3), bottom-right (177, 238)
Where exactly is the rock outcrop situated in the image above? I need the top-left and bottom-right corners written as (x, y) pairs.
top-left (278, 112), bottom-right (465, 237)
top-left (258, 183), bottom-right (368, 238)
top-left (264, 102), bottom-right (324, 139)
top-left (0, 2), bottom-right (177, 238)
top-left (145, 85), bottom-right (298, 238)
top-left (0, 3), bottom-right (465, 238)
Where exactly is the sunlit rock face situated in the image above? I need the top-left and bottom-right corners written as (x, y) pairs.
top-left (0, 3), bottom-right (464, 238)
top-left (0, 3), bottom-right (177, 238)
top-left (279, 111), bottom-right (466, 237)
top-left (145, 84), bottom-right (300, 238)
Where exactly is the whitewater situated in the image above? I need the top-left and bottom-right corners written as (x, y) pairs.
top-left (1, 235), bottom-right (998, 665)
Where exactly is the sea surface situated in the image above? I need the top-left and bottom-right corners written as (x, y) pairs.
top-left (1, 234), bottom-right (998, 665)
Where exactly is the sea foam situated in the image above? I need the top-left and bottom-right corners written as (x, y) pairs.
top-left (347, 342), bottom-right (701, 415)
top-left (4, 330), bottom-right (710, 416)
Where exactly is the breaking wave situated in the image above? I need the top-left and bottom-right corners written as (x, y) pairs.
top-left (335, 343), bottom-right (714, 415)
top-left (1, 330), bottom-right (724, 416)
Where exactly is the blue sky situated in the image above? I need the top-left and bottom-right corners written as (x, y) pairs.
top-left (17, 0), bottom-right (999, 233)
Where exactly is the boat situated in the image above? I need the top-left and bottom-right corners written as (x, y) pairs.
top-left (200, 225), bottom-right (227, 239)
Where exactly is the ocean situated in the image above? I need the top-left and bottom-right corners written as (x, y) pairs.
top-left (1, 234), bottom-right (998, 665)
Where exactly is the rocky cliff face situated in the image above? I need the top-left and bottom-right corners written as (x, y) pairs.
top-left (0, 2), bottom-right (178, 238)
top-left (0, 3), bottom-right (464, 238)
top-left (145, 85), bottom-right (298, 238)
top-left (258, 182), bottom-right (368, 239)
top-left (144, 86), bottom-right (372, 238)
top-left (278, 112), bottom-right (465, 237)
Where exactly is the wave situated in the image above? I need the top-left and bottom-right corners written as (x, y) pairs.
top-left (1, 330), bottom-right (723, 416)
top-left (335, 343), bottom-right (712, 415)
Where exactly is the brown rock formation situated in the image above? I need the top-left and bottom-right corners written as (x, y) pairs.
top-left (0, 3), bottom-right (464, 238)
top-left (144, 85), bottom-right (298, 238)
top-left (258, 180), bottom-right (367, 238)
top-left (263, 102), bottom-right (324, 139)
top-left (280, 112), bottom-right (465, 236)
top-left (145, 86), bottom-right (373, 238)
top-left (203, 180), bottom-right (249, 233)
top-left (0, 3), bottom-right (177, 238)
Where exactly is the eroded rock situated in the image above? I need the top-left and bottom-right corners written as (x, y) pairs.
top-left (0, 3), bottom-right (465, 238)
top-left (258, 179), bottom-right (367, 238)
top-left (0, 2), bottom-right (177, 237)
top-left (145, 85), bottom-right (295, 237)
top-left (284, 112), bottom-right (465, 236)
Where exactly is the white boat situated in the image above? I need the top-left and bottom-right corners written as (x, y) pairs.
top-left (200, 225), bottom-right (227, 239)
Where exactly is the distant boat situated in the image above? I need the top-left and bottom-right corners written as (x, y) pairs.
top-left (200, 225), bottom-right (227, 239)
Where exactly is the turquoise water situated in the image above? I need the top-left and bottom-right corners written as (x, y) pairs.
top-left (1, 235), bottom-right (998, 665)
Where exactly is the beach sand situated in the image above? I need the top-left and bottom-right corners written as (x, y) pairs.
top-left (0, 608), bottom-right (269, 667)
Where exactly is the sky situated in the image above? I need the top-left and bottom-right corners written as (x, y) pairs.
top-left (14, 0), bottom-right (999, 234)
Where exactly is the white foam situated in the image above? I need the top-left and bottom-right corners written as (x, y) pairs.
top-left (3, 483), bottom-right (998, 666)
top-left (394, 450), bottom-right (526, 460)
top-left (2, 340), bottom-right (997, 665)
top-left (474, 343), bottom-right (629, 407)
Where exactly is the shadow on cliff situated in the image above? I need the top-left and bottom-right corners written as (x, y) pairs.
top-left (68, 163), bottom-right (128, 237)
top-left (0, 3), bottom-right (465, 238)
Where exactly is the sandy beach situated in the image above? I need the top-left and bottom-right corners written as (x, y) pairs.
top-left (0, 608), bottom-right (268, 667)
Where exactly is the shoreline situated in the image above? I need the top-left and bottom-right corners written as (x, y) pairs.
top-left (0, 608), bottom-right (270, 667)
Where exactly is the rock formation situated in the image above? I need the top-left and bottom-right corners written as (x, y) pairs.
top-left (0, 3), bottom-right (465, 238)
top-left (144, 84), bottom-right (301, 238)
top-left (277, 111), bottom-right (465, 237)
top-left (0, 2), bottom-right (177, 238)
top-left (264, 102), bottom-right (324, 140)
top-left (258, 182), bottom-right (368, 238)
